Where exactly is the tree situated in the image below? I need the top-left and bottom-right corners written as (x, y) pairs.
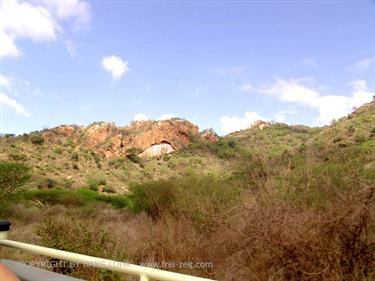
top-left (0, 162), bottom-right (32, 192)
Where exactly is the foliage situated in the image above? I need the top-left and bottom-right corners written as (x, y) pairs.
top-left (0, 162), bottom-right (31, 192)
top-left (36, 218), bottom-right (126, 280)
top-left (4, 188), bottom-right (129, 209)
top-left (128, 174), bottom-right (241, 225)
top-left (30, 132), bottom-right (44, 144)
top-left (126, 147), bottom-right (143, 163)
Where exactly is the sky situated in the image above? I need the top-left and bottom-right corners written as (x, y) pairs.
top-left (0, 0), bottom-right (374, 135)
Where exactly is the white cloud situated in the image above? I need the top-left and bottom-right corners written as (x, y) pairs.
top-left (239, 83), bottom-right (253, 93)
top-left (133, 113), bottom-right (150, 121)
top-left (102, 55), bottom-right (130, 79)
top-left (0, 0), bottom-right (57, 58)
top-left (220, 111), bottom-right (265, 134)
top-left (42, 0), bottom-right (91, 30)
top-left (160, 113), bottom-right (175, 120)
top-left (263, 78), bottom-right (320, 105)
top-left (0, 0), bottom-right (91, 59)
top-left (349, 56), bottom-right (375, 72)
top-left (0, 93), bottom-right (29, 116)
top-left (133, 113), bottom-right (177, 122)
top-left (302, 58), bottom-right (319, 68)
top-left (262, 78), bottom-right (374, 125)
top-left (0, 75), bottom-right (11, 88)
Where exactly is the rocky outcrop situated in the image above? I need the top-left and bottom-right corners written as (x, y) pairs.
top-left (84, 122), bottom-right (118, 148)
top-left (201, 129), bottom-right (219, 143)
top-left (139, 141), bottom-right (175, 159)
top-left (122, 119), bottom-right (199, 151)
top-left (41, 125), bottom-right (79, 142)
top-left (251, 120), bottom-right (271, 130)
top-left (38, 118), bottom-right (214, 159)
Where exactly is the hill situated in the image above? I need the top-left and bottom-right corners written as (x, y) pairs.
top-left (0, 101), bottom-right (374, 281)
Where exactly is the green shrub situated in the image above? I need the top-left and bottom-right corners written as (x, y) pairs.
top-left (36, 218), bottom-right (126, 280)
top-left (209, 139), bottom-right (237, 159)
top-left (87, 178), bottom-right (99, 191)
top-left (126, 148), bottom-right (142, 163)
top-left (53, 147), bottom-right (63, 155)
top-left (30, 132), bottom-right (44, 144)
top-left (128, 180), bottom-right (176, 220)
top-left (128, 175), bottom-right (241, 224)
top-left (0, 162), bottom-right (31, 192)
top-left (45, 178), bottom-right (58, 189)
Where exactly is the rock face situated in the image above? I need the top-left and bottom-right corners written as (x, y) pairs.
top-left (139, 141), bottom-right (175, 159)
top-left (201, 129), bottom-right (219, 143)
top-left (39, 118), bottom-right (214, 159)
top-left (251, 120), bottom-right (271, 130)
top-left (84, 122), bottom-right (118, 148)
top-left (41, 125), bottom-right (79, 142)
top-left (122, 119), bottom-right (199, 151)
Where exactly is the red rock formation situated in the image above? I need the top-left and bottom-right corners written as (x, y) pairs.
top-left (41, 125), bottom-right (78, 142)
top-left (122, 119), bottom-right (199, 151)
top-left (37, 118), bottom-right (216, 158)
top-left (201, 129), bottom-right (219, 143)
top-left (251, 120), bottom-right (271, 130)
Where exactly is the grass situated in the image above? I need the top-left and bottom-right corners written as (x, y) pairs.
top-left (2, 188), bottom-right (129, 210)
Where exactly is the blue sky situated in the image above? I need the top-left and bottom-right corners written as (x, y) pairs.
top-left (0, 0), bottom-right (374, 135)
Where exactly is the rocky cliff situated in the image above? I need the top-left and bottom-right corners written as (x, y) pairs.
top-left (40, 118), bottom-right (218, 159)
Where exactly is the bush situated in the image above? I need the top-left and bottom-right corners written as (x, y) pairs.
top-left (37, 178), bottom-right (58, 189)
top-left (0, 162), bottom-right (31, 192)
top-left (208, 139), bottom-right (237, 159)
top-left (128, 180), bottom-right (176, 220)
top-left (36, 217), bottom-right (126, 280)
top-left (128, 175), bottom-right (241, 224)
top-left (30, 132), bottom-right (44, 144)
top-left (126, 148), bottom-right (142, 164)
top-left (87, 178), bottom-right (99, 191)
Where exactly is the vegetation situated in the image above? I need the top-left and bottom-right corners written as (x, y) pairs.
top-left (0, 101), bottom-right (374, 280)
top-left (0, 162), bottom-right (31, 192)
top-left (30, 132), bottom-right (44, 145)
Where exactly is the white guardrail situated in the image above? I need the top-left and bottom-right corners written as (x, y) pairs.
top-left (0, 221), bottom-right (216, 281)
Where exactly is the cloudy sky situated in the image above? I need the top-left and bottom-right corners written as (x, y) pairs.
top-left (0, 0), bottom-right (374, 135)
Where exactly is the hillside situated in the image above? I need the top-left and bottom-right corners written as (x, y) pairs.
top-left (0, 101), bottom-right (374, 281)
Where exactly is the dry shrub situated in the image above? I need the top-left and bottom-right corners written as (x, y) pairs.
top-left (116, 214), bottom-right (214, 278)
top-left (212, 187), bottom-right (375, 281)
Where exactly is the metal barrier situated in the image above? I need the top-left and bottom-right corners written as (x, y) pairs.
top-left (0, 221), bottom-right (215, 281)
